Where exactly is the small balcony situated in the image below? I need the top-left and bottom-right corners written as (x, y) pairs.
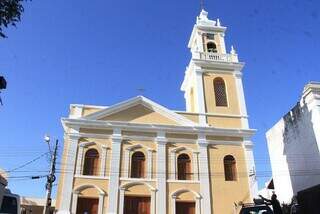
top-left (192, 52), bottom-right (239, 63)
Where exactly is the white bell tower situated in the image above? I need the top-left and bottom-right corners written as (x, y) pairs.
top-left (181, 10), bottom-right (244, 126)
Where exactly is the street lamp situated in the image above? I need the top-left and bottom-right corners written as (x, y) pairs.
top-left (43, 135), bottom-right (58, 214)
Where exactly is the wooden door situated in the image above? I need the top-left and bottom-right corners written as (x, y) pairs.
top-left (124, 196), bottom-right (150, 214)
top-left (76, 197), bottom-right (99, 214)
top-left (176, 201), bottom-right (195, 214)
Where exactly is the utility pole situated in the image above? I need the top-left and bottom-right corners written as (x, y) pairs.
top-left (43, 139), bottom-right (58, 214)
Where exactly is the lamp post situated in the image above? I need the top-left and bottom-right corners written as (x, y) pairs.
top-left (43, 135), bottom-right (58, 214)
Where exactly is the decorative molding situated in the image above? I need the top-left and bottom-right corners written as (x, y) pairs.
top-left (119, 177), bottom-right (156, 182)
top-left (62, 118), bottom-right (256, 138)
top-left (83, 96), bottom-right (197, 126)
top-left (174, 110), bottom-right (248, 119)
top-left (72, 184), bottom-right (106, 214)
top-left (119, 181), bottom-right (157, 214)
top-left (167, 180), bottom-right (200, 184)
top-left (74, 175), bottom-right (110, 180)
top-left (171, 189), bottom-right (201, 214)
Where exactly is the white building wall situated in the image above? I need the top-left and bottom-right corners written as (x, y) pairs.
top-left (266, 82), bottom-right (320, 204)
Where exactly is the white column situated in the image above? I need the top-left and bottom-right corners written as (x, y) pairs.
top-left (197, 135), bottom-right (212, 214)
top-left (98, 194), bottom-right (105, 214)
top-left (170, 151), bottom-right (176, 180)
top-left (100, 146), bottom-right (108, 177)
top-left (156, 131), bottom-right (167, 214)
top-left (60, 135), bottom-right (79, 212)
top-left (107, 129), bottom-right (122, 214)
top-left (71, 192), bottom-right (78, 214)
top-left (151, 190), bottom-right (156, 214)
top-left (234, 72), bottom-right (249, 129)
top-left (243, 140), bottom-right (258, 200)
top-left (195, 197), bottom-right (201, 214)
top-left (195, 69), bottom-right (207, 126)
top-left (118, 188), bottom-right (125, 214)
top-left (75, 146), bottom-right (84, 176)
top-left (171, 196), bottom-right (176, 214)
top-left (123, 149), bottom-right (130, 178)
top-left (192, 152), bottom-right (199, 181)
top-left (147, 149), bottom-right (153, 179)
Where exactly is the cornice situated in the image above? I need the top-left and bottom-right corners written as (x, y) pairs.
top-left (192, 59), bottom-right (245, 72)
top-left (62, 118), bottom-right (256, 138)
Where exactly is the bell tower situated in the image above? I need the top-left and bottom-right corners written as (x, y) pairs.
top-left (181, 10), bottom-right (248, 129)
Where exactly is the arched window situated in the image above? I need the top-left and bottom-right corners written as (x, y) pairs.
top-left (214, 77), bottom-right (228, 107)
top-left (207, 42), bottom-right (217, 53)
top-left (177, 153), bottom-right (192, 180)
top-left (131, 151), bottom-right (146, 178)
top-left (83, 149), bottom-right (99, 176)
top-left (224, 155), bottom-right (237, 181)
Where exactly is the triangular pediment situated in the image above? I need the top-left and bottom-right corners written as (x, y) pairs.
top-left (83, 96), bottom-right (196, 126)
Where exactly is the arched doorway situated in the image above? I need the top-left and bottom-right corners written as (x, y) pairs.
top-left (119, 182), bottom-right (156, 214)
top-left (171, 189), bottom-right (201, 214)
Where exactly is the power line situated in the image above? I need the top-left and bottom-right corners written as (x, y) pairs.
top-left (5, 152), bottom-right (49, 173)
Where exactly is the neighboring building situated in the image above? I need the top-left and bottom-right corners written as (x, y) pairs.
top-left (20, 197), bottom-right (55, 214)
top-left (0, 169), bottom-right (8, 208)
top-left (266, 82), bottom-right (320, 203)
top-left (258, 179), bottom-right (274, 200)
top-left (56, 10), bottom-right (258, 214)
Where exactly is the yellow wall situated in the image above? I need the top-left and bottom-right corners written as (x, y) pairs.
top-left (203, 72), bottom-right (240, 116)
top-left (101, 104), bottom-right (179, 125)
top-left (208, 144), bottom-right (250, 214)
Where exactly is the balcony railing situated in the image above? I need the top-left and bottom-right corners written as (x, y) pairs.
top-left (193, 52), bottom-right (238, 63)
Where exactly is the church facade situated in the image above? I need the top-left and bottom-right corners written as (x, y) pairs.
top-left (56, 10), bottom-right (257, 214)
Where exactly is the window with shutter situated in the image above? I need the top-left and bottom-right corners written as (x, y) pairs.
top-left (214, 77), bottom-right (228, 107)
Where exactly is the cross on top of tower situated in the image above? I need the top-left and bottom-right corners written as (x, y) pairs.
top-left (200, 0), bottom-right (205, 10)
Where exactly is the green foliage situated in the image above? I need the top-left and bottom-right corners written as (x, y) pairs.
top-left (0, 0), bottom-right (28, 38)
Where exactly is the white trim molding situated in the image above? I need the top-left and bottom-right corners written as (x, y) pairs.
top-left (234, 71), bottom-right (249, 129)
top-left (72, 184), bottom-right (106, 214)
top-left (75, 141), bottom-right (104, 176)
top-left (107, 129), bottom-right (122, 214)
top-left (155, 131), bottom-right (167, 214)
top-left (60, 135), bottom-right (79, 213)
top-left (197, 134), bottom-right (212, 214)
top-left (243, 140), bottom-right (258, 200)
top-left (119, 181), bottom-right (157, 214)
top-left (123, 143), bottom-right (154, 179)
top-left (170, 146), bottom-right (199, 181)
top-left (83, 96), bottom-right (197, 126)
top-left (171, 189), bottom-right (201, 214)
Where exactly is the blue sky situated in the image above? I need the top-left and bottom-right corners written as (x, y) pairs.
top-left (0, 0), bottom-right (319, 198)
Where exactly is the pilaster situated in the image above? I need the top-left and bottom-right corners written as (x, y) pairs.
top-left (147, 149), bottom-right (154, 179)
top-left (197, 134), bottom-right (212, 214)
top-left (192, 151), bottom-right (200, 181)
top-left (195, 69), bottom-right (207, 126)
top-left (243, 140), bottom-right (258, 200)
top-left (107, 128), bottom-right (122, 214)
top-left (156, 131), bottom-right (167, 214)
top-left (75, 146), bottom-right (84, 176)
top-left (100, 146), bottom-right (109, 177)
top-left (234, 71), bottom-right (249, 129)
top-left (60, 134), bottom-right (79, 212)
